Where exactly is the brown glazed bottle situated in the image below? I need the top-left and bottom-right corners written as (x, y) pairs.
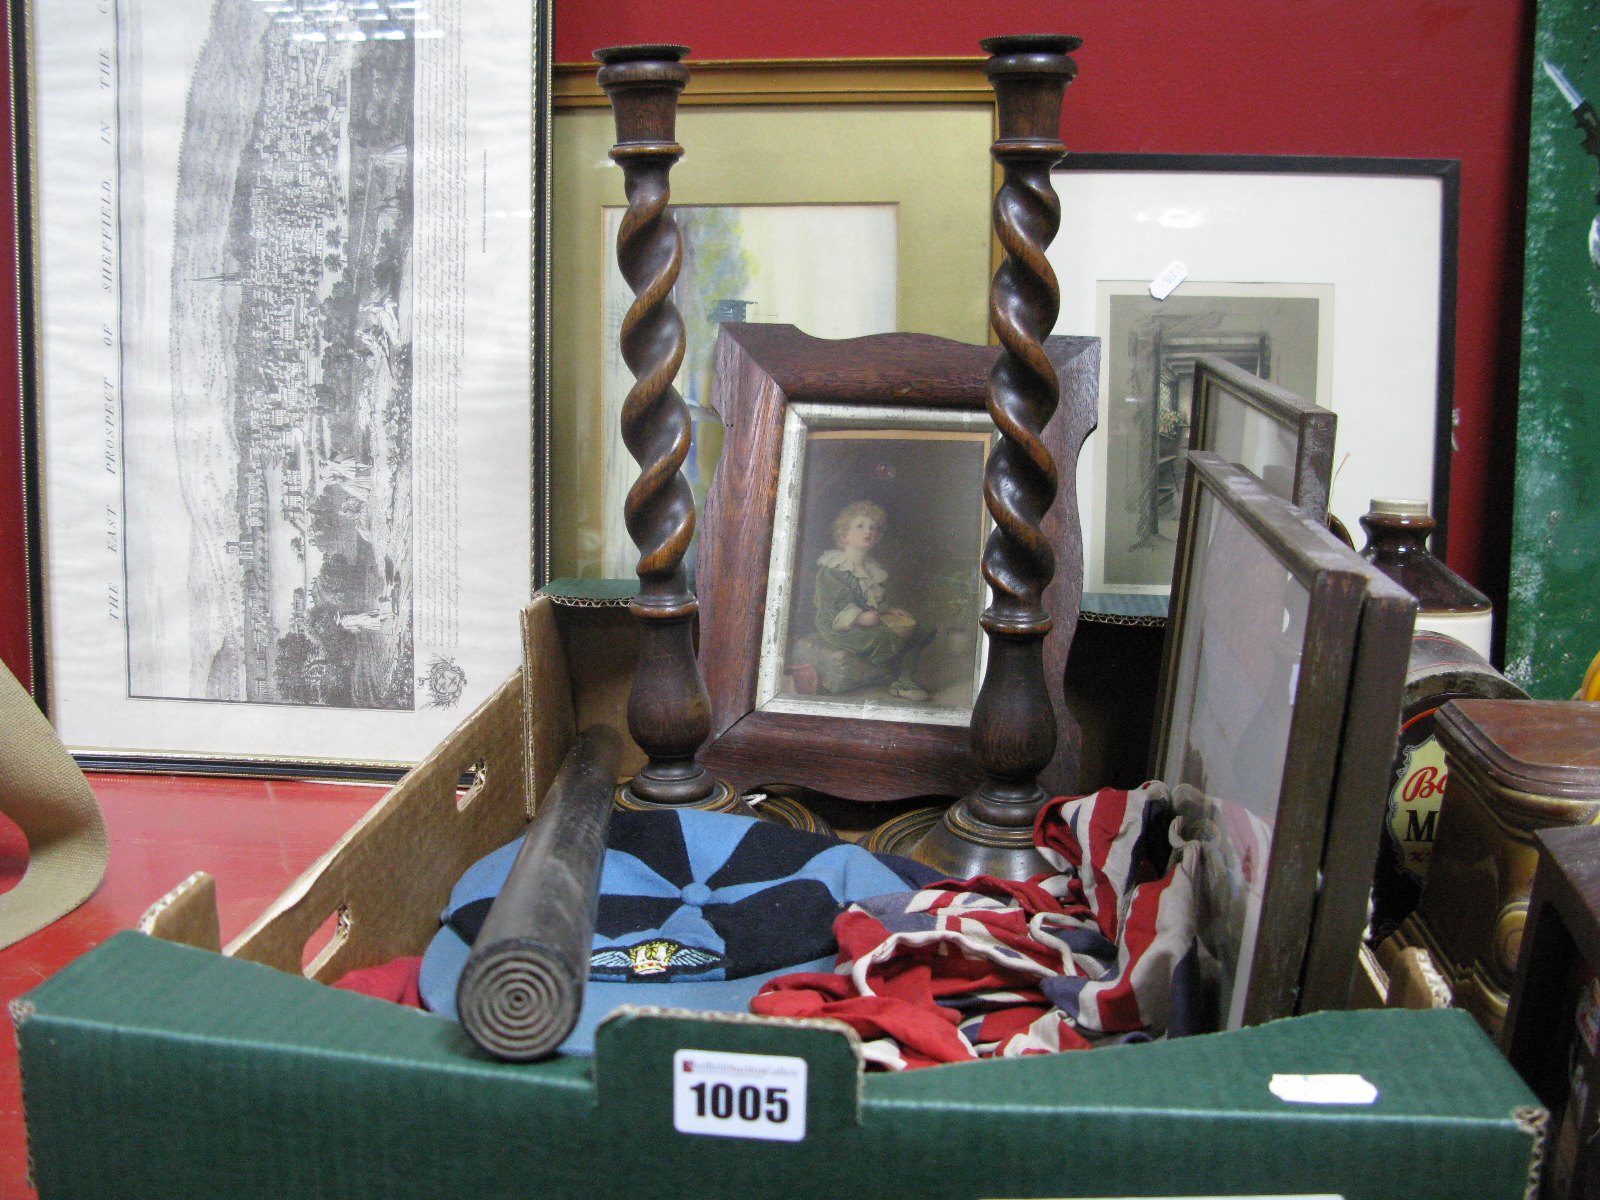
top-left (1359, 498), bottom-right (1493, 659)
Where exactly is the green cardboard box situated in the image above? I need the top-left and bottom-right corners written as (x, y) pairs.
top-left (14, 599), bottom-right (1547, 1198)
top-left (16, 932), bottom-right (1542, 1199)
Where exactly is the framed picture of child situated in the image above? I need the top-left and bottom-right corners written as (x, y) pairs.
top-left (694, 322), bottom-right (1101, 804)
top-left (755, 410), bottom-right (992, 726)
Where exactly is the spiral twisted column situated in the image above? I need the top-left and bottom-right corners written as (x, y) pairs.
top-left (596, 45), bottom-right (735, 811)
top-left (913, 34), bottom-right (1080, 880)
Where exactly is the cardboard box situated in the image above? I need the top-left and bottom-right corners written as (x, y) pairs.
top-left (15, 596), bottom-right (1546, 1198)
top-left (14, 933), bottom-right (1544, 1199)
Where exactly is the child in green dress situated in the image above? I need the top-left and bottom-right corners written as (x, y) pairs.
top-left (813, 500), bottom-right (934, 701)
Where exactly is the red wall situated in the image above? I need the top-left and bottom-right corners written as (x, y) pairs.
top-left (0, 0), bottom-right (1533, 691)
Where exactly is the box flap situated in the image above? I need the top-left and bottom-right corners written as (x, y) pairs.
top-left (595, 1005), bottom-right (862, 1132)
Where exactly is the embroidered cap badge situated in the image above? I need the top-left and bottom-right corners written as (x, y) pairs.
top-left (591, 939), bottom-right (721, 980)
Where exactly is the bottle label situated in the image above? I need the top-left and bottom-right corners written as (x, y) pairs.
top-left (1388, 735), bottom-right (1448, 883)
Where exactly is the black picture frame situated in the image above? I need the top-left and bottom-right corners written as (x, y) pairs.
top-left (1057, 152), bottom-right (1459, 563)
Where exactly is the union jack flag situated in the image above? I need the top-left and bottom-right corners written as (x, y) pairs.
top-left (752, 784), bottom-right (1267, 1070)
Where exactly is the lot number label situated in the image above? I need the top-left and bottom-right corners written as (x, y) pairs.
top-left (672, 1049), bottom-right (808, 1142)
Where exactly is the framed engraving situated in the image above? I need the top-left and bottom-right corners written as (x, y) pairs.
top-left (1051, 153), bottom-right (1459, 606)
top-left (26, 0), bottom-right (551, 775)
top-left (1096, 282), bottom-right (1332, 594)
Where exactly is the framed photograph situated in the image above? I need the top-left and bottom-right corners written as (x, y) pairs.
top-left (1152, 451), bottom-right (1412, 1029)
top-left (1051, 154), bottom-right (1458, 604)
top-left (696, 323), bottom-right (1099, 803)
top-left (25, 0), bottom-right (552, 775)
top-left (1189, 353), bottom-right (1337, 519)
top-left (550, 58), bottom-right (999, 581)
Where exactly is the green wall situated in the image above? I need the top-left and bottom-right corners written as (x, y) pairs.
top-left (1509, 3), bottom-right (1600, 697)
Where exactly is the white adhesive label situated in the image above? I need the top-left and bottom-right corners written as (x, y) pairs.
top-left (673, 1049), bottom-right (808, 1142)
top-left (1149, 260), bottom-right (1188, 300)
top-left (1269, 1073), bottom-right (1379, 1105)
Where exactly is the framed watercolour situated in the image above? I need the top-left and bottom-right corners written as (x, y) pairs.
top-left (25, 0), bottom-right (552, 775)
top-left (696, 323), bottom-right (1098, 803)
top-left (1189, 354), bottom-right (1337, 519)
top-left (1153, 451), bottom-right (1412, 1028)
top-left (550, 58), bottom-right (998, 581)
top-left (1050, 154), bottom-right (1458, 604)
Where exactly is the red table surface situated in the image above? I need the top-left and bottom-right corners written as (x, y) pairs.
top-left (0, 773), bottom-right (387, 1200)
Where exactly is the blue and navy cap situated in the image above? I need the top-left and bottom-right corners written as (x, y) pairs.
top-left (437, 808), bottom-right (925, 983)
top-left (420, 808), bottom-right (941, 1048)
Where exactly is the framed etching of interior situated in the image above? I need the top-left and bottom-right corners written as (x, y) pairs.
top-left (1050, 154), bottom-right (1458, 605)
top-left (24, 0), bottom-right (552, 775)
top-left (695, 323), bottom-right (1099, 803)
top-left (1152, 451), bottom-right (1413, 1028)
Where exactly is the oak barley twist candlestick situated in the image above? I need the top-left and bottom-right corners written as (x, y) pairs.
top-left (913, 34), bottom-right (1080, 879)
top-left (596, 45), bottom-right (737, 812)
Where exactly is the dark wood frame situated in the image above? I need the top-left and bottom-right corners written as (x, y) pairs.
top-left (1188, 354), bottom-right (1337, 522)
top-left (1056, 152), bottom-right (1459, 556)
top-left (1297, 531), bottom-right (1415, 1011)
top-left (1151, 451), bottom-right (1412, 1025)
top-left (694, 323), bottom-right (1098, 803)
top-left (1504, 824), bottom-right (1600, 1197)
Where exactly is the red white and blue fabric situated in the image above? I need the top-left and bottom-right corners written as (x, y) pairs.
top-left (752, 783), bottom-right (1253, 1070)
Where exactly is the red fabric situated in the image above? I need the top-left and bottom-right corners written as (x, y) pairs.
top-left (752, 786), bottom-right (1205, 1070)
top-left (752, 885), bottom-right (1079, 1069)
top-left (756, 967), bottom-right (977, 1068)
top-left (333, 956), bottom-right (424, 1009)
